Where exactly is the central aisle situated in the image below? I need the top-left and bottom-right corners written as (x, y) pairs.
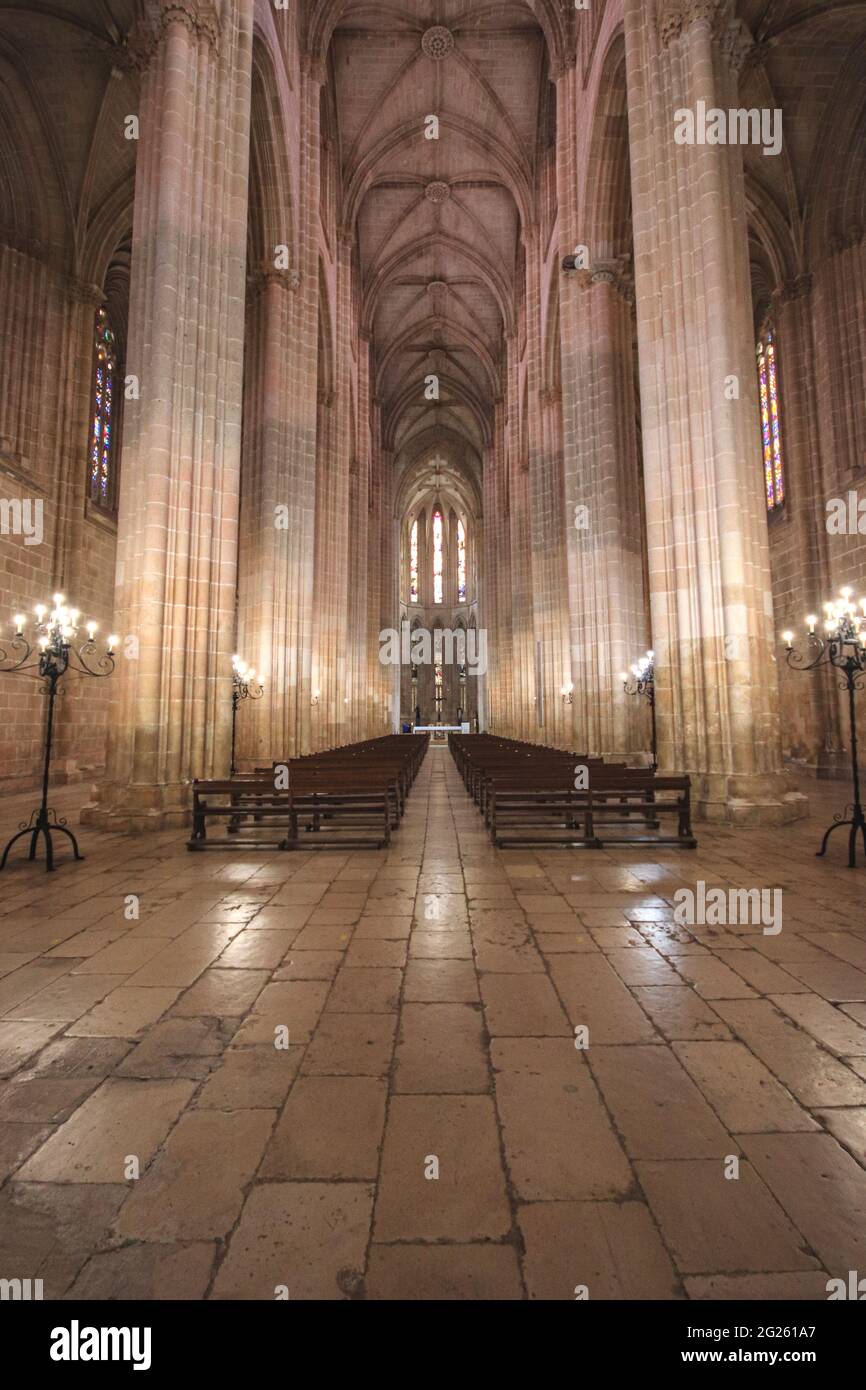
top-left (4, 743), bottom-right (861, 1301)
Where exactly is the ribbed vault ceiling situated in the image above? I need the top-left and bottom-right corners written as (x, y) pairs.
top-left (328, 1), bottom-right (552, 459)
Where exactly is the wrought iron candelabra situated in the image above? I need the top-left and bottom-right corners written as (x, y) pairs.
top-left (784, 589), bottom-right (866, 868)
top-left (621, 650), bottom-right (657, 770)
top-left (0, 598), bottom-right (115, 872)
top-left (231, 655), bottom-right (264, 776)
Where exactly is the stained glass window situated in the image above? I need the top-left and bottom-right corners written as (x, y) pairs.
top-left (757, 327), bottom-right (784, 510)
top-left (457, 519), bottom-right (466, 601)
top-left (89, 307), bottom-right (117, 507)
top-left (409, 519), bottom-right (419, 602)
top-left (432, 509), bottom-right (444, 603)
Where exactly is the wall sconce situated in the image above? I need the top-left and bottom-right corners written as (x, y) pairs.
top-left (311, 688), bottom-right (320, 707)
top-left (561, 682), bottom-right (574, 705)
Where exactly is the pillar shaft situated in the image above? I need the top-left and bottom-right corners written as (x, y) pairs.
top-left (624, 0), bottom-right (806, 822)
top-left (86, 1), bottom-right (254, 828)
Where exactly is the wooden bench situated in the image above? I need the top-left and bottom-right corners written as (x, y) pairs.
top-left (187, 734), bottom-right (428, 851)
top-left (490, 777), bottom-right (696, 848)
top-left (450, 733), bottom-right (696, 849)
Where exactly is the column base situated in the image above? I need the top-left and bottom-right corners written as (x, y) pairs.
top-left (80, 780), bottom-right (193, 834)
top-left (695, 772), bottom-right (808, 827)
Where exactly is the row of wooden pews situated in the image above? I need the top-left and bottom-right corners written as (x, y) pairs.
top-left (450, 733), bottom-right (697, 849)
top-left (187, 735), bottom-right (429, 852)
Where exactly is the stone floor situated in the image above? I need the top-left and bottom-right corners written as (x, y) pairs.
top-left (1, 746), bottom-right (865, 1301)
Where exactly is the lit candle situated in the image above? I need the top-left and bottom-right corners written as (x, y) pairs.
top-left (53, 592), bottom-right (64, 606)
top-left (107, 635), bottom-right (118, 654)
top-left (806, 614), bottom-right (816, 634)
top-left (86, 622), bottom-right (97, 640)
top-left (782, 630), bottom-right (793, 648)
top-left (34, 604), bottom-right (46, 621)
top-left (13, 614), bottom-right (24, 635)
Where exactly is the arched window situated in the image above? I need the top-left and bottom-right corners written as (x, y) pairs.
top-left (457, 518), bottom-right (466, 601)
top-left (432, 508), bottom-right (444, 603)
top-left (409, 519), bottom-right (419, 602)
top-left (757, 326), bottom-right (784, 511)
top-left (89, 307), bottom-right (118, 508)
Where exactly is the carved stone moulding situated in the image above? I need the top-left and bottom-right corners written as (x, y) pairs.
top-left (658, 0), bottom-right (729, 48)
top-left (159, 1), bottom-right (220, 49)
top-left (246, 264), bottom-right (301, 299)
top-left (421, 26), bottom-right (454, 61)
top-left (774, 272), bottom-right (813, 305)
top-left (66, 276), bottom-right (106, 308)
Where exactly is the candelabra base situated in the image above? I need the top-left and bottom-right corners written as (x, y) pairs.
top-left (0, 807), bottom-right (83, 873)
top-left (816, 803), bottom-right (866, 869)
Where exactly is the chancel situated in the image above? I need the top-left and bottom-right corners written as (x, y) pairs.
top-left (0, 0), bottom-right (864, 1322)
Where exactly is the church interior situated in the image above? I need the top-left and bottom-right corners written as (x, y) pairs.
top-left (0, 0), bottom-right (865, 1309)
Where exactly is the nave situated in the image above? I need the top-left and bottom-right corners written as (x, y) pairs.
top-left (1, 744), bottom-right (864, 1300)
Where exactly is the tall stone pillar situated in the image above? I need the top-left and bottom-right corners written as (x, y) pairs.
top-left (85, 0), bottom-right (254, 829)
top-left (555, 57), bottom-right (648, 758)
top-left (506, 332), bottom-right (535, 739)
top-left (623, 0), bottom-right (805, 822)
top-left (311, 233), bottom-right (352, 750)
top-left (483, 404), bottom-right (510, 732)
top-left (770, 275), bottom-right (837, 770)
top-left (566, 263), bottom-right (649, 756)
top-left (236, 265), bottom-right (316, 769)
top-left (535, 386), bottom-right (571, 749)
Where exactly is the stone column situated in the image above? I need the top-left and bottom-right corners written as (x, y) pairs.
top-left (623, 0), bottom-right (806, 822)
top-left (536, 387), bottom-right (571, 748)
top-left (483, 403), bottom-right (509, 732)
top-left (506, 331), bottom-right (535, 739)
top-left (566, 261), bottom-right (649, 756)
top-left (770, 275), bottom-right (837, 771)
top-left (85, 0), bottom-right (254, 829)
top-left (235, 262), bottom-right (316, 769)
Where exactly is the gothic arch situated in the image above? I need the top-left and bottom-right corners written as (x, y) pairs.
top-left (248, 31), bottom-right (297, 273)
top-left (584, 29), bottom-right (631, 264)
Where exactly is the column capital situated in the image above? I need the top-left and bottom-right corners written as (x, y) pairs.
top-left (247, 265), bottom-right (301, 298)
top-left (658, 0), bottom-right (727, 48)
top-left (65, 275), bottom-right (105, 308)
top-left (828, 224), bottom-right (864, 256)
top-left (550, 54), bottom-right (576, 82)
top-left (302, 51), bottom-right (327, 85)
top-left (159, 1), bottom-right (220, 50)
top-left (0, 231), bottom-right (48, 262)
top-left (774, 272), bottom-right (813, 306)
top-left (584, 257), bottom-right (635, 304)
top-left (718, 17), bottom-right (755, 73)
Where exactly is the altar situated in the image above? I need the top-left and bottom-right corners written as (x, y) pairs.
top-left (413, 724), bottom-right (469, 742)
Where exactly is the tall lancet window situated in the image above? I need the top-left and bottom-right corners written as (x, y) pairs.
top-left (409, 519), bottom-right (419, 602)
top-left (757, 326), bottom-right (784, 510)
top-left (432, 508), bottom-right (444, 603)
top-left (457, 518), bottom-right (466, 602)
top-left (89, 306), bottom-right (118, 508)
